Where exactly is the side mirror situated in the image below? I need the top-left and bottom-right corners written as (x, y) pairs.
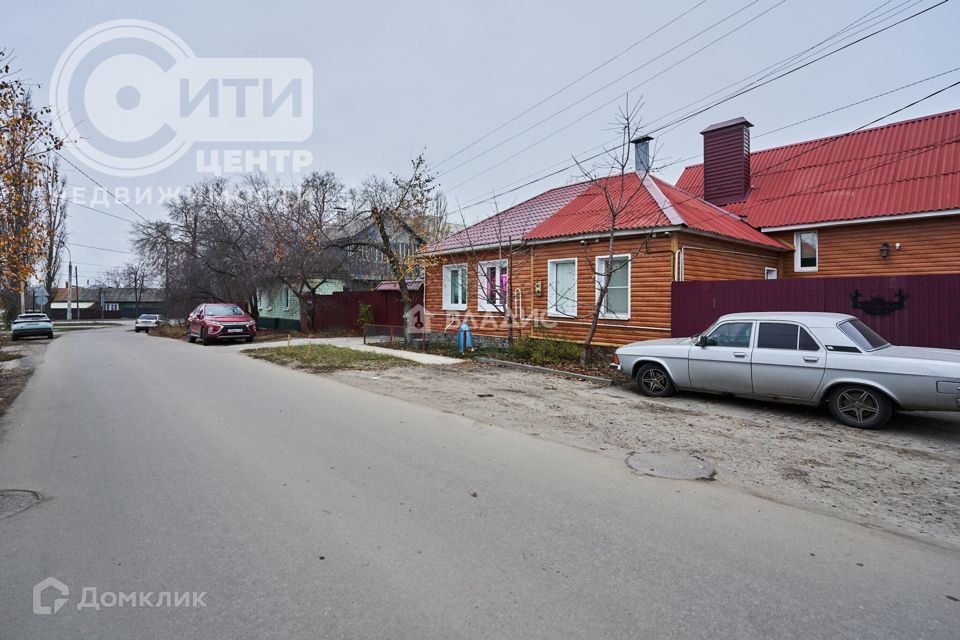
top-left (696, 334), bottom-right (708, 347)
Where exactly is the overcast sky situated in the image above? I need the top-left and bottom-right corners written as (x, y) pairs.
top-left (5, 0), bottom-right (959, 282)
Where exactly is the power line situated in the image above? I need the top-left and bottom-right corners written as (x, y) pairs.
top-left (641, 0), bottom-right (923, 138)
top-left (441, 0), bottom-right (920, 185)
top-left (439, 0), bottom-right (776, 180)
top-left (67, 242), bottom-right (133, 255)
top-left (434, 0), bottom-right (710, 168)
top-left (67, 201), bottom-right (137, 224)
top-left (658, 66), bottom-right (960, 171)
top-left (450, 2), bottom-right (925, 204)
top-left (55, 152), bottom-right (150, 222)
top-left (445, 0), bottom-right (949, 214)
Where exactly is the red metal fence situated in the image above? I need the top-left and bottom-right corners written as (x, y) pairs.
top-left (671, 274), bottom-right (960, 350)
top-left (309, 289), bottom-right (423, 331)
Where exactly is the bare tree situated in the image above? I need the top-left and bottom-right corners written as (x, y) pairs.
top-left (133, 179), bottom-right (269, 319)
top-left (250, 171), bottom-right (350, 333)
top-left (355, 154), bottom-right (437, 338)
top-left (38, 159), bottom-right (68, 296)
top-left (572, 98), bottom-right (653, 366)
top-left (102, 259), bottom-right (152, 314)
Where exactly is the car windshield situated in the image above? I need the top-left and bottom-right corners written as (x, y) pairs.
top-left (205, 304), bottom-right (245, 317)
top-left (138, 315), bottom-right (157, 320)
top-left (839, 319), bottom-right (890, 351)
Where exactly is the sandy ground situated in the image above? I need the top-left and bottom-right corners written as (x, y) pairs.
top-left (331, 361), bottom-right (960, 547)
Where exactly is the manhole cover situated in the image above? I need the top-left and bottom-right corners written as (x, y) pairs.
top-left (626, 452), bottom-right (715, 480)
top-left (0, 490), bottom-right (43, 519)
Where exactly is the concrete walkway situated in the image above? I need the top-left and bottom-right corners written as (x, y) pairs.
top-left (232, 335), bottom-right (464, 365)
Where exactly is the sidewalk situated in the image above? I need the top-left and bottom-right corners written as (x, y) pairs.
top-left (233, 336), bottom-right (464, 366)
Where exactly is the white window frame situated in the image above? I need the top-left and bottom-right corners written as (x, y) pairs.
top-left (764, 267), bottom-right (778, 280)
top-left (477, 260), bottom-right (508, 313)
top-left (595, 254), bottom-right (631, 320)
top-left (442, 263), bottom-right (467, 311)
top-left (547, 258), bottom-right (578, 318)
top-left (794, 231), bottom-right (819, 272)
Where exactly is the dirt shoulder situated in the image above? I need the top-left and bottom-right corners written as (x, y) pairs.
top-left (0, 338), bottom-right (48, 423)
top-left (330, 361), bottom-right (960, 548)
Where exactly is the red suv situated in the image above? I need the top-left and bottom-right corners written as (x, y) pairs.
top-left (187, 303), bottom-right (257, 345)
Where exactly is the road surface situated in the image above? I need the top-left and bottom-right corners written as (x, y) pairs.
top-left (1, 326), bottom-right (958, 639)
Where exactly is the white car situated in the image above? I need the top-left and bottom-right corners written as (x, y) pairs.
top-left (612, 312), bottom-right (960, 429)
top-left (11, 313), bottom-right (54, 340)
top-left (134, 314), bottom-right (167, 333)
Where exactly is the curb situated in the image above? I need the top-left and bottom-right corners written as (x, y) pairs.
top-left (474, 357), bottom-right (614, 385)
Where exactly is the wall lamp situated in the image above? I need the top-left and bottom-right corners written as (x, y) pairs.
top-left (880, 242), bottom-right (890, 259)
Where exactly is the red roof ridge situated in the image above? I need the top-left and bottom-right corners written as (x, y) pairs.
top-left (655, 176), bottom-right (750, 224)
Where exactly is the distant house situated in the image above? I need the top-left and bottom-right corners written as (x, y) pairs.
top-left (49, 286), bottom-right (165, 319)
top-left (256, 279), bottom-right (345, 331)
top-left (422, 108), bottom-right (960, 346)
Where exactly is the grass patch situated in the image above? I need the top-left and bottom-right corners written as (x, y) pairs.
top-left (148, 324), bottom-right (187, 339)
top-left (247, 344), bottom-right (415, 372)
top-left (0, 352), bottom-right (23, 362)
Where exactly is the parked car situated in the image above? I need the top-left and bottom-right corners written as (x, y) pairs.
top-left (11, 313), bottom-right (54, 340)
top-left (611, 312), bottom-right (960, 429)
top-left (186, 303), bottom-right (257, 345)
top-left (134, 314), bottom-right (167, 333)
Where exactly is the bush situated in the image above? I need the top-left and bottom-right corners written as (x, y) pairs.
top-left (509, 336), bottom-right (580, 367)
top-left (356, 302), bottom-right (374, 332)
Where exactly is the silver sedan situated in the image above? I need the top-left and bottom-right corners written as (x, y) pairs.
top-left (611, 312), bottom-right (960, 429)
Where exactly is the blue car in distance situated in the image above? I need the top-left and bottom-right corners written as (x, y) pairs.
top-left (11, 313), bottom-right (54, 340)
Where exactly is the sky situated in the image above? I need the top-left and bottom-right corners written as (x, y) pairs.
top-left (4, 0), bottom-right (959, 284)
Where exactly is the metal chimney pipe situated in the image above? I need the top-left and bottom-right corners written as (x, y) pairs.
top-left (631, 135), bottom-right (653, 174)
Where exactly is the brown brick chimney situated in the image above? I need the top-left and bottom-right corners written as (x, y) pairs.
top-left (700, 117), bottom-right (752, 206)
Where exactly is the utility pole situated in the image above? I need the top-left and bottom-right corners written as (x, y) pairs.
top-left (64, 244), bottom-right (73, 320)
top-left (74, 265), bottom-right (80, 320)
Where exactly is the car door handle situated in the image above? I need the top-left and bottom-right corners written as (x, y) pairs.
top-left (733, 352), bottom-right (747, 358)
top-left (803, 356), bottom-right (820, 363)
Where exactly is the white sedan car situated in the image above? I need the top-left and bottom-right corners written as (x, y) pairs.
top-left (134, 314), bottom-right (167, 333)
top-left (612, 312), bottom-right (960, 429)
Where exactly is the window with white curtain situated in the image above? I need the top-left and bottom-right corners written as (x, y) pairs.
top-left (596, 255), bottom-right (630, 320)
top-left (548, 259), bottom-right (577, 317)
top-left (442, 264), bottom-right (467, 311)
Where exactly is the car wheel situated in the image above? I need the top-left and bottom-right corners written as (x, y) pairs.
top-left (636, 363), bottom-right (676, 398)
top-left (11, 334), bottom-right (18, 341)
top-left (201, 327), bottom-right (213, 346)
top-left (828, 385), bottom-right (892, 429)
top-left (47, 332), bottom-right (54, 339)
top-left (187, 330), bottom-right (196, 343)
top-left (245, 336), bottom-right (254, 343)
top-left (135, 328), bottom-right (141, 333)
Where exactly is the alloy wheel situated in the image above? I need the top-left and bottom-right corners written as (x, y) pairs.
top-left (836, 389), bottom-right (880, 425)
top-left (641, 368), bottom-right (669, 394)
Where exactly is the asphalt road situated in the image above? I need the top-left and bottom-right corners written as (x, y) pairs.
top-left (1, 326), bottom-right (958, 639)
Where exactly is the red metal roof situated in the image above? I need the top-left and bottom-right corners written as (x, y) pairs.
top-left (424, 182), bottom-right (589, 253)
top-left (675, 108), bottom-right (960, 228)
top-left (523, 173), bottom-right (786, 249)
top-left (652, 178), bottom-right (787, 249)
top-left (524, 173), bottom-right (669, 240)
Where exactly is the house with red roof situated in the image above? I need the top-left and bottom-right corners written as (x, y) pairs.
top-left (423, 108), bottom-right (960, 346)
